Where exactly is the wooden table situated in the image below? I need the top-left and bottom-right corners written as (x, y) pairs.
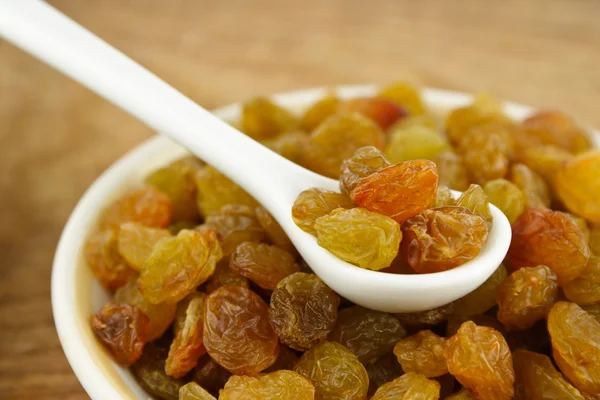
top-left (1, 0), bottom-right (599, 398)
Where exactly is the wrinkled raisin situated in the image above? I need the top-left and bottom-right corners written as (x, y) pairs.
top-left (378, 82), bottom-right (425, 116)
top-left (301, 93), bottom-right (339, 132)
top-left (385, 124), bottom-right (450, 163)
top-left (132, 343), bottom-right (183, 400)
top-left (510, 163), bottom-right (551, 208)
top-left (261, 130), bottom-right (309, 165)
top-left (202, 204), bottom-right (265, 256)
top-left (241, 97), bottom-right (298, 139)
top-left (178, 382), bottom-right (216, 400)
top-left (393, 330), bottom-right (447, 378)
top-left (522, 110), bottom-right (591, 154)
top-left (220, 370), bottom-right (315, 400)
top-left (117, 222), bottom-right (171, 271)
top-left (370, 373), bottom-right (440, 400)
top-left (195, 166), bottom-right (258, 216)
top-left (192, 354), bottom-right (231, 397)
top-left (204, 260), bottom-right (249, 293)
top-left (555, 150), bottom-right (600, 223)
top-left (365, 352), bottom-right (404, 395)
top-left (456, 184), bottom-right (493, 223)
top-left (340, 146), bottom-right (391, 195)
top-left (255, 206), bottom-right (296, 255)
top-left (98, 186), bottom-right (173, 230)
top-left (519, 144), bottom-right (573, 184)
top-left (394, 302), bottom-right (455, 329)
top-left (337, 97), bottom-right (408, 131)
top-left (453, 264), bottom-right (507, 317)
top-left (563, 256), bottom-right (600, 305)
top-left (435, 151), bottom-right (470, 191)
top-left (483, 179), bottom-right (525, 224)
top-left (292, 188), bottom-right (354, 235)
top-left (85, 229), bottom-right (136, 290)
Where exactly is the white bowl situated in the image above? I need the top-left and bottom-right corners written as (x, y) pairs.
top-left (51, 85), bottom-right (599, 399)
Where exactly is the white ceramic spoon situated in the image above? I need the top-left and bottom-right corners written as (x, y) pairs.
top-left (0, 0), bottom-right (511, 312)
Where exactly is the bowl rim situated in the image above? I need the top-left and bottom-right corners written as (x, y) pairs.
top-left (50, 84), bottom-right (597, 399)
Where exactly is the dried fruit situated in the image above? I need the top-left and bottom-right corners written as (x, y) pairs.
top-left (572, 215), bottom-right (591, 244)
top-left (555, 150), bottom-right (600, 223)
top-left (117, 222), bottom-right (171, 271)
top-left (230, 242), bottom-right (300, 290)
top-left (195, 166), bottom-right (258, 217)
top-left (510, 163), bottom-right (551, 208)
top-left (393, 330), bottom-right (447, 378)
top-left (166, 293), bottom-right (207, 378)
top-left (563, 256), bottom-right (600, 305)
top-left (446, 314), bottom-right (507, 338)
top-left (435, 151), bottom-right (470, 191)
top-left (394, 302), bottom-right (455, 329)
top-left (457, 127), bottom-right (511, 185)
top-left (519, 145), bottom-right (573, 184)
top-left (350, 160), bottom-right (439, 223)
top-left (497, 265), bottom-right (559, 330)
top-left (85, 229), bottom-right (136, 290)
top-left (445, 389), bottom-right (477, 400)
top-left (340, 146), bottom-right (391, 195)
top-left (98, 186), bottom-right (173, 230)
top-left (522, 110), bottom-right (591, 154)
top-left (178, 382), bottom-right (216, 400)
top-left (138, 229), bottom-right (222, 304)
top-left (507, 208), bottom-right (590, 284)
top-left (192, 354), bottom-right (231, 397)
top-left (241, 97), bottom-right (298, 139)
top-left (365, 352), bottom-right (404, 394)
top-left (114, 277), bottom-right (177, 341)
top-left (304, 113), bottom-right (385, 178)
top-left (268, 272), bottom-right (340, 351)
top-left (202, 204), bottom-right (265, 256)
top-left (91, 302), bottom-right (149, 366)
top-left (432, 185), bottom-right (456, 208)
top-left (483, 179), bottom-right (525, 224)
top-left (220, 370), bottom-right (315, 400)
top-left (203, 286), bottom-right (279, 375)
top-left (444, 321), bottom-right (515, 400)
top-left (338, 97), bottom-right (408, 130)
top-left (513, 349), bottom-right (584, 400)
top-left (292, 188), bottom-right (354, 235)
top-left (329, 306), bottom-right (407, 364)
top-left (204, 260), bottom-right (249, 293)
top-left (132, 343), bottom-right (183, 400)
top-left (582, 303), bottom-right (600, 323)
top-left (456, 184), bottom-right (493, 223)
top-left (401, 207), bottom-right (489, 273)
top-left (548, 302), bottom-right (600, 394)
top-left (315, 207), bottom-right (402, 270)
top-left (264, 345), bottom-right (299, 372)
top-left (301, 93), bottom-right (339, 132)
top-left (445, 94), bottom-right (511, 143)
top-left (453, 265), bottom-right (507, 317)
top-left (294, 341), bottom-right (369, 400)
top-left (255, 206), bottom-right (296, 255)
top-left (370, 373), bottom-right (441, 400)
top-left (385, 124), bottom-right (451, 163)
top-left (378, 81), bottom-right (426, 116)
top-left (261, 131), bottom-right (310, 165)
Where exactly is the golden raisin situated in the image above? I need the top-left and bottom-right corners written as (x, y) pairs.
top-left (261, 131), bottom-right (310, 165)
top-left (192, 354), bottom-right (231, 397)
top-left (394, 302), bottom-right (455, 329)
top-left (483, 179), bottom-right (525, 224)
top-left (337, 97), bottom-right (408, 131)
top-left (519, 144), bottom-right (573, 184)
top-left (435, 151), bottom-right (470, 191)
top-left (202, 204), bottom-right (265, 256)
top-left (385, 124), bottom-right (451, 163)
top-left (194, 166), bottom-right (258, 217)
top-left (292, 188), bottom-right (354, 235)
top-left (522, 110), bottom-right (591, 154)
top-left (241, 97), bottom-right (298, 139)
top-left (117, 222), bottom-right (171, 271)
top-left (393, 330), bottom-right (448, 378)
top-left (98, 186), bottom-right (173, 230)
top-left (510, 163), bottom-right (551, 208)
top-left (204, 260), bottom-right (249, 293)
top-left (432, 185), bottom-right (456, 208)
top-left (562, 256), bottom-right (600, 305)
top-left (370, 373), bottom-right (441, 400)
top-left (220, 370), bottom-right (315, 400)
top-left (555, 150), bottom-right (600, 223)
top-left (255, 206), bottom-right (296, 255)
top-left (301, 93), bottom-right (340, 132)
top-left (178, 382), bottom-right (216, 400)
top-left (456, 184), bottom-right (493, 223)
top-left (340, 146), bottom-right (391, 195)
top-left (378, 81), bottom-right (426, 116)
top-left (457, 127), bottom-right (511, 185)
top-left (85, 229), bottom-right (136, 290)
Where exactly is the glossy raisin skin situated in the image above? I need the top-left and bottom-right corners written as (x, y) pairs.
top-left (497, 265), bottom-right (559, 330)
top-left (203, 285), bottom-right (279, 375)
top-left (563, 256), bottom-right (600, 305)
top-left (340, 146), bottom-right (391, 196)
top-left (268, 272), bottom-right (340, 351)
top-left (294, 341), bottom-right (369, 400)
top-left (204, 260), bottom-right (249, 293)
top-left (132, 343), bottom-right (184, 400)
top-left (446, 389), bottom-right (477, 400)
top-left (435, 151), bottom-right (470, 191)
top-left (220, 370), bottom-right (315, 400)
top-left (195, 166), bottom-right (258, 217)
top-left (338, 96), bottom-right (408, 131)
top-left (519, 144), bottom-right (573, 184)
top-left (301, 93), bottom-right (339, 132)
top-left (91, 302), bottom-right (149, 367)
top-left (365, 352), bottom-right (404, 395)
top-left (401, 207), bottom-right (489, 273)
top-left (456, 184), bottom-right (493, 223)
top-left (98, 186), bottom-right (173, 230)
top-left (510, 163), bottom-right (551, 208)
top-left (555, 150), bottom-right (600, 223)
top-left (445, 94), bottom-right (511, 144)
top-left (393, 330), bottom-right (447, 378)
top-left (457, 127), bottom-right (512, 185)
top-left (264, 345), bottom-right (299, 372)
top-left (370, 373), bottom-right (441, 400)
top-left (241, 96), bottom-right (298, 139)
top-left (262, 130), bottom-right (310, 165)
top-left (507, 208), bottom-right (590, 284)
top-left (255, 206), bottom-right (296, 255)
top-left (513, 349), bottom-right (585, 400)
top-left (483, 179), bottom-right (525, 224)
top-left (314, 207), bottom-right (402, 270)
top-left (453, 264), bottom-right (507, 317)
top-left (178, 382), bottom-right (216, 400)
top-left (85, 229), bottom-right (136, 290)
top-left (192, 354), bottom-right (231, 397)
top-left (138, 229), bottom-right (222, 304)
top-left (522, 110), bottom-right (591, 154)
top-left (117, 222), bottom-right (171, 271)
top-left (292, 188), bottom-right (354, 235)
top-left (378, 81), bottom-right (426, 116)
top-left (385, 124), bottom-right (450, 163)
top-left (548, 302), bottom-right (600, 395)
top-left (351, 160), bottom-right (439, 223)
top-left (328, 306), bottom-right (406, 364)
top-left (229, 242), bottom-right (300, 290)
top-left (445, 321), bottom-right (515, 400)
top-left (394, 302), bottom-right (455, 329)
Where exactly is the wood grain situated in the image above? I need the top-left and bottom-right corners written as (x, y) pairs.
top-left (1, 0), bottom-right (599, 398)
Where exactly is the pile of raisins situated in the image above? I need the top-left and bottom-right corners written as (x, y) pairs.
top-left (86, 82), bottom-right (600, 399)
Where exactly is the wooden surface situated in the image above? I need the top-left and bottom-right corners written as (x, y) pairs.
top-left (1, 0), bottom-right (599, 398)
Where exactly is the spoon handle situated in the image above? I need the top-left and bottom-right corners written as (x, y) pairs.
top-left (0, 0), bottom-right (336, 217)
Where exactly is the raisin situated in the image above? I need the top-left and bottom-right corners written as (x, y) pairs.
top-left (337, 97), bottom-right (408, 131)
top-left (98, 186), bottom-right (173, 230)
top-left (589, 224), bottom-right (600, 255)
top-left (378, 81), bottom-right (426, 116)
top-left (582, 303), bottom-right (600, 323)
top-left (365, 352), bottom-right (404, 395)
top-left (444, 321), bottom-right (515, 400)
top-left (301, 93), bottom-right (340, 132)
top-left (507, 208), bottom-right (590, 284)
top-left (85, 229), bottom-right (136, 290)
top-left (202, 204), bottom-right (265, 256)
top-left (385, 124), bottom-right (451, 163)
top-left (203, 285), bottom-right (279, 375)
top-left (483, 179), bottom-right (525, 224)
top-left (132, 343), bottom-right (183, 400)
top-left (370, 373), bottom-right (441, 400)
top-left (435, 151), bottom-right (470, 191)
top-left (328, 306), bottom-right (407, 364)
top-left (241, 97), bottom-right (298, 139)
top-left (255, 206), bottom-right (296, 255)
top-left (339, 146), bottom-right (391, 196)
top-left (314, 207), bottom-right (402, 270)
top-left (179, 382), bottom-right (216, 400)
top-left (304, 113), bottom-right (386, 178)
top-left (117, 222), bottom-right (171, 271)
top-left (456, 184), bottom-right (493, 223)
top-left (392, 114), bottom-right (439, 131)
top-left (268, 272), bottom-right (340, 351)
top-left (457, 127), bottom-right (511, 185)
top-left (432, 185), bottom-right (456, 208)
top-left (453, 264), bottom-right (507, 317)
top-left (563, 256), bottom-right (600, 305)
top-left (519, 145), bottom-right (573, 184)
top-left (165, 292), bottom-right (207, 378)
top-left (571, 215), bottom-right (591, 244)
top-left (393, 330), bottom-right (447, 378)
top-left (294, 341), bottom-right (369, 400)
top-left (264, 345), bottom-right (300, 372)
top-left (513, 349), bottom-right (585, 400)
top-left (510, 163), bottom-right (551, 208)
top-left (497, 265), bottom-right (559, 330)
top-left (192, 354), bottom-right (231, 397)
top-left (169, 220), bottom-right (198, 235)
top-left (446, 315), bottom-right (507, 338)
top-left (292, 188), bottom-right (354, 235)
top-left (445, 94), bottom-right (511, 143)
top-left (194, 166), bottom-right (259, 217)
top-left (261, 130), bottom-right (310, 165)
top-left (394, 302), bottom-right (455, 329)
top-left (220, 370), bottom-right (315, 400)
top-left (204, 260), bottom-right (249, 293)
top-left (91, 302), bottom-right (149, 367)
top-left (522, 110), bottom-right (591, 154)
top-left (114, 277), bottom-right (177, 341)
top-left (230, 242), bottom-right (300, 290)
top-left (351, 160), bottom-right (438, 223)
top-left (138, 229), bottom-right (222, 304)
top-left (555, 150), bottom-right (600, 223)
top-left (401, 207), bottom-right (489, 274)
top-left (446, 388), bottom-right (477, 400)
top-left (547, 302), bottom-right (600, 394)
